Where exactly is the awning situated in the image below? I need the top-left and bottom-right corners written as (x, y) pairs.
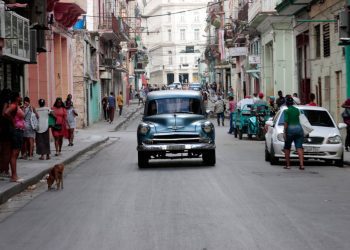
top-left (246, 69), bottom-right (260, 79)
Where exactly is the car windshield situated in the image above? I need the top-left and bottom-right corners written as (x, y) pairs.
top-left (278, 109), bottom-right (335, 127)
top-left (146, 98), bottom-right (203, 115)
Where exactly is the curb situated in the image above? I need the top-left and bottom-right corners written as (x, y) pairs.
top-left (0, 137), bottom-right (109, 205)
top-left (114, 105), bottom-right (143, 131)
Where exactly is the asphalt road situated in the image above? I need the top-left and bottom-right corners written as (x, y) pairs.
top-left (1, 115), bottom-right (350, 250)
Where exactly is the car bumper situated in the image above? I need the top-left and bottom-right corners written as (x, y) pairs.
top-left (137, 143), bottom-right (216, 152)
top-left (272, 141), bottom-right (343, 160)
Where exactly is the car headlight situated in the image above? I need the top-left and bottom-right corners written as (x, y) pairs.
top-left (202, 122), bottom-right (213, 133)
top-left (327, 135), bottom-right (342, 144)
top-left (277, 133), bottom-right (285, 142)
top-left (138, 123), bottom-right (150, 135)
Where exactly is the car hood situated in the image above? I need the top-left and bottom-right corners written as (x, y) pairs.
top-left (277, 125), bottom-right (340, 137)
top-left (143, 114), bottom-right (204, 132)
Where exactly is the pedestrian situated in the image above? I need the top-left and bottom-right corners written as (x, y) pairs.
top-left (4, 92), bottom-right (25, 182)
top-left (276, 90), bottom-right (286, 108)
top-left (341, 98), bottom-right (350, 151)
top-left (283, 96), bottom-right (304, 170)
top-left (117, 91), bottom-right (124, 116)
top-left (227, 96), bottom-right (236, 134)
top-left (51, 97), bottom-right (67, 156)
top-left (253, 93), bottom-right (258, 103)
top-left (65, 100), bottom-right (78, 146)
top-left (136, 90), bottom-right (144, 105)
top-left (0, 89), bottom-right (12, 177)
top-left (102, 94), bottom-right (108, 121)
top-left (22, 97), bottom-right (39, 160)
top-left (214, 94), bottom-right (225, 126)
top-left (107, 92), bottom-right (116, 124)
top-left (293, 93), bottom-right (301, 105)
top-left (213, 82), bottom-right (217, 93)
top-left (307, 93), bottom-right (317, 106)
top-left (254, 92), bottom-right (267, 105)
top-left (65, 93), bottom-right (73, 107)
top-left (36, 99), bottom-right (51, 160)
top-left (202, 91), bottom-right (209, 112)
top-left (268, 96), bottom-right (278, 117)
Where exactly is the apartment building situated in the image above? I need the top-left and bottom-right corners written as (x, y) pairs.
top-left (142, 0), bottom-right (208, 85)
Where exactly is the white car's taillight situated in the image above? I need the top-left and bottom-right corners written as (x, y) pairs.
top-left (327, 135), bottom-right (342, 144)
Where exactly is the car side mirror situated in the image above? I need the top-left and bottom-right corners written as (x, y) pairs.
top-left (338, 123), bottom-right (347, 130)
top-left (265, 120), bottom-right (274, 127)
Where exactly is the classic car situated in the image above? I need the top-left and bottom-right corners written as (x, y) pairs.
top-left (137, 90), bottom-right (216, 168)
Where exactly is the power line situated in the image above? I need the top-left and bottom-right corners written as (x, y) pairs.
top-left (82, 1), bottom-right (224, 19)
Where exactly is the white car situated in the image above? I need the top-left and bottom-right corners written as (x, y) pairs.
top-left (265, 105), bottom-right (347, 167)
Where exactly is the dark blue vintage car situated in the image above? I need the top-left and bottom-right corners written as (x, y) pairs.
top-left (137, 90), bottom-right (216, 168)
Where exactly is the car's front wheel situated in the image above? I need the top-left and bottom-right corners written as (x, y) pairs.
top-left (265, 143), bottom-right (270, 162)
top-left (202, 150), bottom-right (216, 166)
top-left (334, 154), bottom-right (344, 167)
top-left (138, 151), bottom-right (149, 168)
top-left (270, 143), bottom-right (279, 165)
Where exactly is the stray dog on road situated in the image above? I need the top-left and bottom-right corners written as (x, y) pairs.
top-left (47, 164), bottom-right (64, 190)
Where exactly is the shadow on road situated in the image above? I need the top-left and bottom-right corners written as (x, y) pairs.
top-left (138, 160), bottom-right (215, 170)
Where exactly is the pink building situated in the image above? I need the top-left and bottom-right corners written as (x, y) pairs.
top-left (27, 0), bottom-right (86, 107)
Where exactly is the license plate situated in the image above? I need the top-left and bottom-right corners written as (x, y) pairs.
top-left (304, 146), bottom-right (319, 153)
top-left (167, 145), bottom-right (185, 151)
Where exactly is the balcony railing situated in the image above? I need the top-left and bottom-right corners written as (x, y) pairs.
top-left (99, 14), bottom-right (129, 42)
top-left (248, 0), bottom-right (278, 24)
top-left (1, 7), bottom-right (30, 62)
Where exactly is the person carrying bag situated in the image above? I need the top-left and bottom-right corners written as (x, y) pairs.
top-left (341, 98), bottom-right (350, 151)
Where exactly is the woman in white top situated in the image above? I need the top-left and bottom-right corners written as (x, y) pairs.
top-left (65, 100), bottom-right (78, 146)
top-left (35, 99), bottom-right (51, 160)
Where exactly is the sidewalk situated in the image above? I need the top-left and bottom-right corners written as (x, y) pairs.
top-left (0, 100), bottom-right (143, 204)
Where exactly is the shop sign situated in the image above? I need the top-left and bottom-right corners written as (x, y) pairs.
top-left (249, 55), bottom-right (261, 64)
top-left (229, 47), bottom-right (247, 57)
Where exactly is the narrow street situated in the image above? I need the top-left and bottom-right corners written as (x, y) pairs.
top-left (1, 114), bottom-right (350, 250)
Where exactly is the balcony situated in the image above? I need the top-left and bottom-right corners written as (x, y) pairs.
top-left (1, 7), bottom-right (30, 62)
top-left (275, 0), bottom-right (313, 15)
top-left (248, 0), bottom-right (278, 27)
top-left (99, 14), bottom-right (129, 42)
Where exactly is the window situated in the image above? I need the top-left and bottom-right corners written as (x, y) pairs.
top-left (334, 15), bottom-right (339, 33)
top-left (194, 29), bottom-right (199, 40)
top-left (323, 24), bottom-right (330, 57)
top-left (146, 98), bottom-right (203, 115)
top-left (315, 25), bottom-right (321, 58)
top-left (180, 15), bottom-right (185, 23)
top-left (180, 29), bottom-right (185, 40)
top-left (194, 12), bottom-right (199, 22)
top-left (168, 51), bottom-right (172, 65)
top-left (168, 29), bottom-right (172, 41)
top-left (167, 12), bottom-right (171, 22)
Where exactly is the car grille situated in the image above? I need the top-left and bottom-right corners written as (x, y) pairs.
top-left (303, 137), bottom-right (324, 145)
top-left (150, 133), bottom-right (204, 144)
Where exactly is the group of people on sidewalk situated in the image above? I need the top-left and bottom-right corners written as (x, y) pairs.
top-left (0, 89), bottom-right (78, 182)
top-left (102, 91), bottom-right (124, 124)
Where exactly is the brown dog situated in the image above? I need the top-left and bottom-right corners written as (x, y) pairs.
top-left (47, 164), bottom-right (64, 190)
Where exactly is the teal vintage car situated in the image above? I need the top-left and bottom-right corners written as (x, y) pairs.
top-left (137, 90), bottom-right (216, 168)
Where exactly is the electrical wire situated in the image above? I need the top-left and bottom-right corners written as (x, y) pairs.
top-left (82, 0), bottom-right (225, 19)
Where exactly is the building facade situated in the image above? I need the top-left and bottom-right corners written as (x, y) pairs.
top-left (143, 0), bottom-right (208, 86)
